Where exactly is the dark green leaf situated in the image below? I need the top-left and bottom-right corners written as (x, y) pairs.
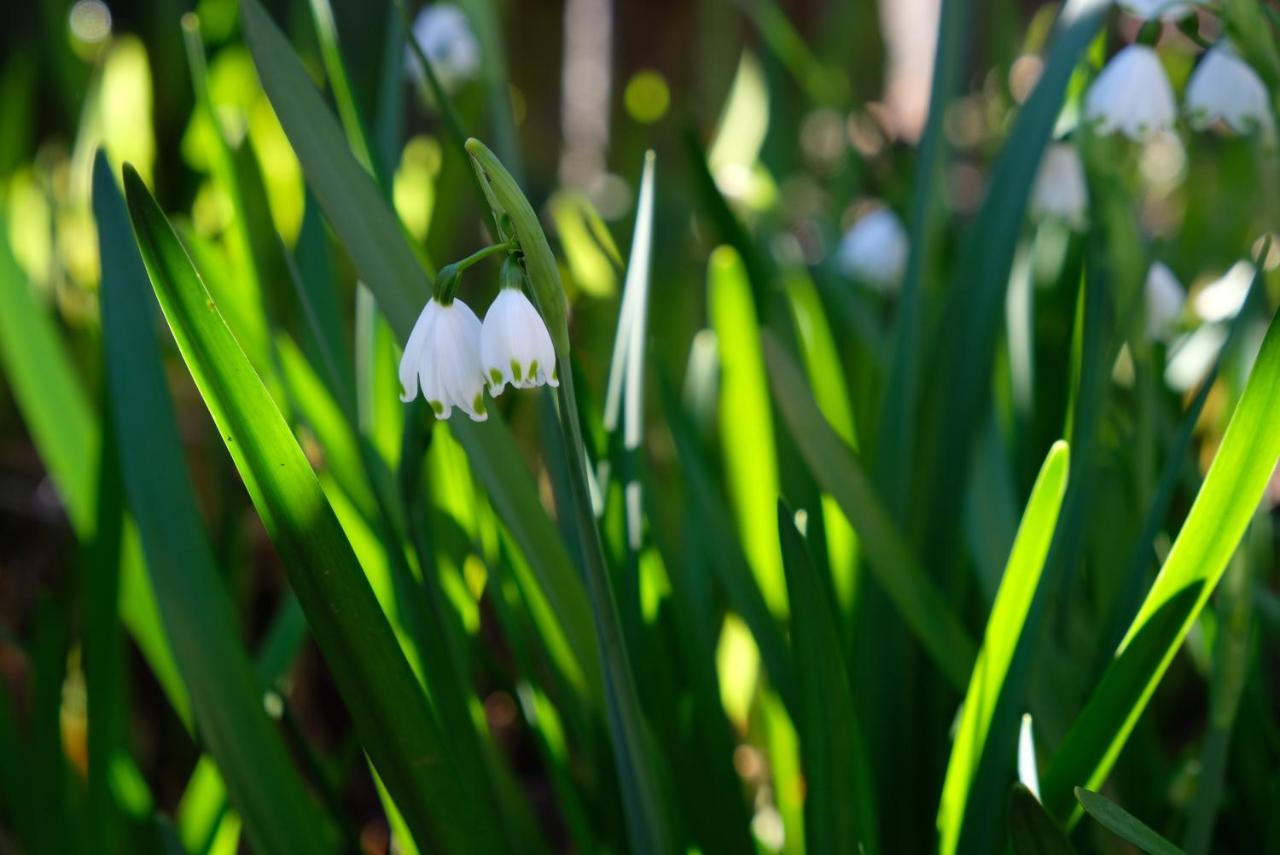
top-left (762, 333), bottom-right (976, 689)
top-left (121, 162), bottom-right (501, 853)
top-left (1075, 788), bottom-right (1183, 855)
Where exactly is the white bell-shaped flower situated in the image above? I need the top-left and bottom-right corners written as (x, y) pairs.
top-left (407, 3), bottom-right (481, 90)
top-left (1185, 42), bottom-right (1273, 134)
top-left (1145, 262), bottom-right (1185, 338)
top-left (1030, 142), bottom-right (1089, 228)
top-left (399, 298), bottom-right (488, 421)
top-left (1085, 45), bottom-right (1177, 141)
top-left (1116, 0), bottom-right (1201, 21)
top-left (836, 207), bottom-right (908, 292)
top-left (481, 287), bottom-right (559, 396)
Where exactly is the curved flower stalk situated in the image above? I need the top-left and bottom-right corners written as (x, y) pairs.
top-left (835, 206), bottom-right (908, 292)
top-left (1144, 262), bottom-right (1185, 339)
top-left (398, 297), bottom-right (488, 421)
top-left (464, 138), bottom-right (678, 851)
top-left (1030, 142), bottom-right (1089, 229)
top-left (406, 3), bottom-right (480, 90)
top-left (1085, 45), bottom-right (1177, 141)
top-left (482, 259), bottom-right (559, 395)
top-left (1185, 42), bottom-right (1274, 135)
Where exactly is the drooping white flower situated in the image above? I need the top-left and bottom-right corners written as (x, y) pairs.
top-left (407, 3), bottom-right (481, 90)
top-left (1030, 142), bottom-right (1088, 228)
top-left (1085, 45), bottom-right (1177, 141)
top-left (1193, 260), bottom-right (1254, 322)
top-left (481, 287), bottom-right (559, 395)
top-left (835, 207), bottom-right (907, 292)
top-left (1116, 0), bottom-right (1201, 21)
top-left (399, 298), bottom-right (488, 421)
top-left (1145, 262), bottom-right (1185, 338)
top-left (1185, 42), bottom-right (1273, 134)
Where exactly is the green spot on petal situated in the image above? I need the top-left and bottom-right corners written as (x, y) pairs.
top-left (510, 360), bottom-right (523, 381)
top-left (490, 368), bottom-right (504, 385)
top-left (429, 400), bottom-right (444, 416)
top-left (528, 360), bottom-right (538, 379)
top-left (473, 393), bottom-right (485, 413)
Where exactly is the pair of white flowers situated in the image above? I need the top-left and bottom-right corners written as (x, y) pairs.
top-left (1086, 41), bottom-right (1272, 141)
top-left (399, 276), bottom-right (558, 421)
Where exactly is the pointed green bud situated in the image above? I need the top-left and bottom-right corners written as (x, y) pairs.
top-left (465, 138), bottom-right (570, 358)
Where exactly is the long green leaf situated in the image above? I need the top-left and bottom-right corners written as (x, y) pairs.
top-left (778, 501), bottom-right (877, 854)
top-left (240, 0), bottom-right (425, 322)
top-left (1041, 307), bottom-right (1280, 819)
top-left (1075, 788), bottom-right (1183, 855)
top-left (783, 269), bottom-right (860, 623)
top-left (242, 0), bottom-right (598, 727)
top-left (762, 333), bottom-right (976, 689)
top-left (937, 440), bottom-right (1070, 855)
top-left (660, 374), bottom-right (797, 712)
top-left (465, 140), bottom-right (678, 854)
top-left (121, 163), bottom-right (501, 853)
top-left (451, 415), bottom-right (601, 698)
top-left (912, 0), bottom-right (1108, 561)
top-left (710, 246), bottom-right (787, 618)
top-left (0, 215), bottom-right (187, 722)
top-left (97, 153), bottom-right (336, 855)
top-left (876, 0), bottom-right (968, 515)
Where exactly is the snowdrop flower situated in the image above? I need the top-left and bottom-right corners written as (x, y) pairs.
top-left (1116, 0), bottom-right (1201, 21)
top-left (1185, 42), bottom-right (1273, 134)
top-left (1085, 45), bottom-right (1177, 141)
top-left (407, 3), bottom-right (481, 90)
top-left (1030, 143), bottom-right (1088, 228)
top-left (481, 262), bottom-right (559, 395)
top-left (1145, 262), bottom-right (1185, 338)
top-left (836, 207), bottom-right (907, 292)
top-left (399, 297), bottom-right (488, 421)
top-left (1193, 260), bottom-right (1254, 322)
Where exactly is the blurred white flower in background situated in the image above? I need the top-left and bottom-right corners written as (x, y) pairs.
top-left (407, 3), bottom-right (481, 91)
top-left (1194, 260), bottom-right (1254, 323)
top-left (1030, 142), bottom-right (1088, 228)
top-left (399, 298), bottom-right (489, 421)
top-left (1085, 45), bottom-right (1177, 141)
top-left (1144, 262), bottom-right (1185, 338)
top-left (1115, 0), bottom-right (1201, 21)
top-left (1185, 42), bottom-right (1274, 134)
top-left (836, 207), bottom-right (908, 292)
top-left (481, 288), bottom-right (559, 395)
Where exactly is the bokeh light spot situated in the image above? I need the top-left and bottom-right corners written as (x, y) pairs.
top-left (624, 70), bottom-right (670, 124)
top-left (69, 0), bottom-right (112, 46)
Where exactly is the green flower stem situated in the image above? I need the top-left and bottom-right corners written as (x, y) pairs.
top-left (463, 136), bottom-right (674, 851)
top-left (552, 368), bottom-right (675, 853)
top-left (437, 241), bottom-right (517, 303)
top-left (454, 240), bottom-right (517, 271)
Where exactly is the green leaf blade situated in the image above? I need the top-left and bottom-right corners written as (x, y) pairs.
top-left (1042, 307), bottom-right (1280, 820)
top-left (96, 153), bottom-right (336, 855)
top-left (937, 440), bottom-right (1070, 855)
top-left (120, 162), bottom-right (500, 854)
top-left (240, 0), bottom-right (425, 330)
top-left (1075, 788), bottom-right (1183, 855)
top-left (778, 501), bottom-right (877, 855)
top-left (762, 333), bottom-right (976, 690)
